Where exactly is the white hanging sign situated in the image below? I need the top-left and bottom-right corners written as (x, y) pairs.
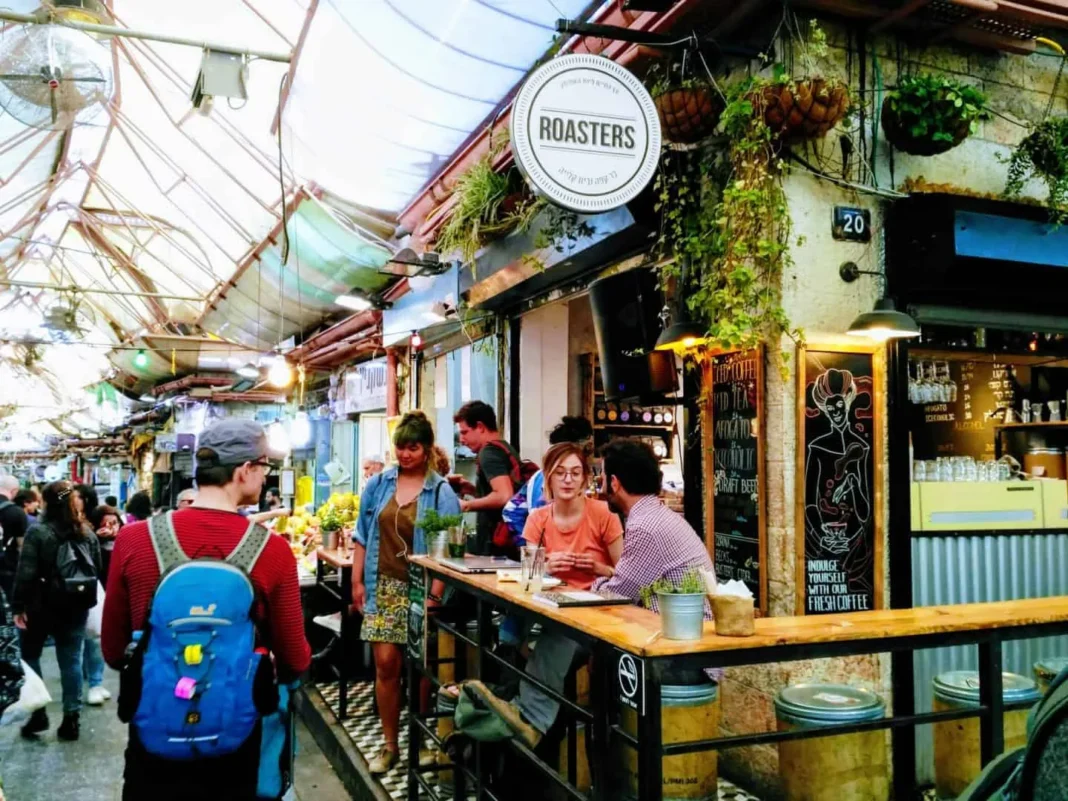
top-left (342, 359), bottom-right (387, 414)
top-left (510, 54), bottom-right (661, 214)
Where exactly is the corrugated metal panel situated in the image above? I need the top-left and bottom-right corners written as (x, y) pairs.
top-left (912, 533), bottom-right (1068, 785)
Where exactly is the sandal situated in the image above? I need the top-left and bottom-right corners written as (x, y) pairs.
top-left (368, 744), bottom-right (399, 775)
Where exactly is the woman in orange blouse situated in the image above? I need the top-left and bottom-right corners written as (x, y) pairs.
top-left (522, 442), bottom-right (623, 590)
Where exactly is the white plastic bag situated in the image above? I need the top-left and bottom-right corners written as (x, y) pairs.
top-left (1, 661), bottom-right (51, 726)
top-left (85, 581), bottom-right (105, 639)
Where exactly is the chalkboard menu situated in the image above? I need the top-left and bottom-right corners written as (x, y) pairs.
top-left (711, 350), bottom-right (765, 610)
top-left (407, 561), bottom-right (426, 661)
top-left (798, 347), bottom-right (882, 615)
top-left (909, 357), bottom-right (1018, 460)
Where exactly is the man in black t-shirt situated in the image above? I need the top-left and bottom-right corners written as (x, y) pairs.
top-left (0, 476), bottom-right (27, 598)
top-left (452, 401), bottom-right (518, 556)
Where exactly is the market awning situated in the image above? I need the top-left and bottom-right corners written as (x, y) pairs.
top-left (199, 194), bottom-right (396, 350)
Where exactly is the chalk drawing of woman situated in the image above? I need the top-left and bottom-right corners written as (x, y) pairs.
top-left (804, 368), bottom-right (872, 558)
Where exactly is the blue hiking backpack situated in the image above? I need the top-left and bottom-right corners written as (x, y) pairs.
top-left (124, 512), bottom-right (278, 761)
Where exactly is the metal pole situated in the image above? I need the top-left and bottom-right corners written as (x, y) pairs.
top-left (0, 279), bottom-right (204, 303)
top-left (0, 10), bottom-right (293, 62)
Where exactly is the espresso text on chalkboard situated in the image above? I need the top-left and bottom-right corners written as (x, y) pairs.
top-left (712, 350), bottom-right (762, 607)
top-left (802, 351), bottom-right (877, 615)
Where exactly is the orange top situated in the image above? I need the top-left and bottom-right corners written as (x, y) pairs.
top-left (523, 499), bottom-right (623, 590)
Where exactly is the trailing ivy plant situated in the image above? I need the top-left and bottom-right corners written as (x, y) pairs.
top-left (655, 74), bottom-right (801, 369)
top-left (1005, 118), bottom-right (1068, 224)
top-left (882, 74), bottom-right (988, 156)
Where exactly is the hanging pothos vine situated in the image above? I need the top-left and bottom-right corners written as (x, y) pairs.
top-left (655, 77), bottom-right (802, 371)
top-left (653, 20), bottom-right (849, 370)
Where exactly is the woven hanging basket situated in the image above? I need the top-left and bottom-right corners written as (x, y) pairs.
top-left (760, 79), bottom-right (850, 140)
top-left (1022, 125), bottom-right (1068, 180)
top-left (654, 86), bottom-right (724, 145)
top-left (880, 93), bottom-right (972, 156)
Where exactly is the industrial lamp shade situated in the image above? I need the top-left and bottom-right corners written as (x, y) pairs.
top-left (846, 297), bottom-right (920, 341)
top-left (655, 320), bottom-right (708, 352)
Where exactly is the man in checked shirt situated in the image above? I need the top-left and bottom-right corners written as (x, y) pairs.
top-left (474, 439), bottom-right (714, 748)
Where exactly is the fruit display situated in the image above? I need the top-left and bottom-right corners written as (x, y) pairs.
top-left (275, 491), bottom-right (359, 557)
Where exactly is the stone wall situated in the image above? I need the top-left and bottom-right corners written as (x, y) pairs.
top-left (716, 16), bottom-right (1066, 798)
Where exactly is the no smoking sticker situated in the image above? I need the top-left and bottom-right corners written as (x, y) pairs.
top-left (617, 652), bottom-right (644, 715)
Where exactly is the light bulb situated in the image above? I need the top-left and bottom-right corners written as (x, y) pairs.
top-left (268, 358), bottom-right (293, 388)
top-left (411, 330), bottom-right (423, 350)
top-left (290, 411), bottom-right (311, 448)
top-left (134, 349), bottom-right (149, 369)
top-left (267, 421), bottom-right (290, 455)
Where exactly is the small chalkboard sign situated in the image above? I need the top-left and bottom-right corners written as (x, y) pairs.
top-left (407, 560), bottom-right (427, 661)
top-left (797, 345), bottom-right (884, 615)
top-left (709, 349), bottom-right (766, 612)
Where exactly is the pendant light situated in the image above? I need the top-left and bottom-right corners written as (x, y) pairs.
top-left (654, 257), bottom-right (708, 353)
top-left (839, 262), bottom-right (920, 341)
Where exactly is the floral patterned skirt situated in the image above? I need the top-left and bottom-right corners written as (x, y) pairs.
top-left (359, 575), bottom-right (409, 644)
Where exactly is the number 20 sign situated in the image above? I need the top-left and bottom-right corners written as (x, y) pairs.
top-left (832, 206), bottom-right (871, 243)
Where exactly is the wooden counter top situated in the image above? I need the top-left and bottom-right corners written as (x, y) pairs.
top-left (411, 556), bottom-right (1068, 659)
top-left (317, 547), bottom-right (353, 569)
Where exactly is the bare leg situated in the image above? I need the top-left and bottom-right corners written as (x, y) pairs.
top-left (373, 642), bottom-right (404, 752)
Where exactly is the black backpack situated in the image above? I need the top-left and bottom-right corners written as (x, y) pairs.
top-left (959, 666), bottom-right (1068, 800)
top-left (53, 532), bottom-right (97, 609)
top-left (0, 586), bottom-right (23, 714)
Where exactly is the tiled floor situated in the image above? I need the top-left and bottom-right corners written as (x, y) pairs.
top-left (316, 679), bottom-right (763, 801)
top-left (0, 651), bottom-right (349, 801)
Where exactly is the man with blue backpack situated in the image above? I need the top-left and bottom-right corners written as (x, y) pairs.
top-left (102, 419), bottom-right (311, 801)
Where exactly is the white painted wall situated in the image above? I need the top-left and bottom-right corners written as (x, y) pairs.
top-left (519, 303), bottom-right (570, 463)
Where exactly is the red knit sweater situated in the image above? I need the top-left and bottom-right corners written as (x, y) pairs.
top-left (101, 508), bottom-right (311, 681)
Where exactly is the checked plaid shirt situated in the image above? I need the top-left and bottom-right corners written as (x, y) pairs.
top-left (592, 495), bottom-right (714, 616)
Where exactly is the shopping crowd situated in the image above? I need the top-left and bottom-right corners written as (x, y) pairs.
top-left (0, 402), bottom-right (714, 799)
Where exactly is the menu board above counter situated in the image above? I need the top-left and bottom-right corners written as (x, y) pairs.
top-left (910, 355), bottom-right (1019, 461)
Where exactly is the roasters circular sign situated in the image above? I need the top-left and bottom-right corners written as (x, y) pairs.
top-left (510, 54), bottom-right (661, 214)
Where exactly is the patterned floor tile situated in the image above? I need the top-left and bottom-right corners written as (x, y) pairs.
top-left (315, 679), bottom-right (762, 801)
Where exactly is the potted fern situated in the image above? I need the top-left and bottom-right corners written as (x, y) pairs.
top-left (639, 569), bottom-right (707, 641)
top-left (1005, 118), bottom-right (1068, 224)
top-left (881, 74), bottom-right (988, 156)
top-left (759, 20), bottom-right (850, 141)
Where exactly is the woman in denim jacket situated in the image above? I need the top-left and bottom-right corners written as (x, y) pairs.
top-left (350, 411), bottom-right (460, 774)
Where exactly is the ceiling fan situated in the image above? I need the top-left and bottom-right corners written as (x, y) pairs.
top-left (0, 21), bottom-right (113, 129)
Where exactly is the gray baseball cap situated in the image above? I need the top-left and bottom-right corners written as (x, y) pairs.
top-left (196, 418), bottom-right (271, 466)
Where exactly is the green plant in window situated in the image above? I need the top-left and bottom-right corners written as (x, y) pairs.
top-left (1005, 118), bottom-right (1068, 224)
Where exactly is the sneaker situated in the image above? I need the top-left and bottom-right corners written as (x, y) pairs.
top-left (418, 747), bottom-right (436, 767)
top-left (57, 712), bottom-right (80, 741)
top-left (368, 745), bottom-right (399, 775)
top-left (20, 708), bottom-right (48, 738)
top-left (87, 686), bottom-right (110, 705)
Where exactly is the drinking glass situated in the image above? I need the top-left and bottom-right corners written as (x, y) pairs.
top-left (913, 461), bottom-right (927, 482)
top-left (447, 526), bottom-right (466, 558)
top-left (520, 546), bottom-right (546, 593)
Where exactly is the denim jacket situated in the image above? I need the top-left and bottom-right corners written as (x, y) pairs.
top-left (354, 467), bottom-right (461, 615)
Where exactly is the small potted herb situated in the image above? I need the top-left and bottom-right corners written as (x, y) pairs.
top-left (639, 568), bottom-right (707, 641)
top-left (418, 509), bottom-right (465, 558)
top-left (319, 507), bottom-right (342, 551)
top-left (759, 20), bottom-right (850, 141)
top-left (881, 74), bottom-right (988, 156)
top-left (1005, 118), bottom-right (1068, 224)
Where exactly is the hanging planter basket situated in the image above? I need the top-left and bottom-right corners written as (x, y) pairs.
top-left (880, 75), bottom-right (987, 156)
top-left (881, 99), bottom-right (971, 156)
top-left (654, 86), bottom-right (724, 145)
top-left (760, 79), bottom-right (850, 140)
